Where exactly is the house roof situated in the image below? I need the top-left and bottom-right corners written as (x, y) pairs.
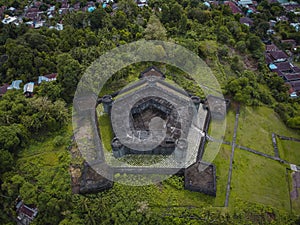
top-left (239, 17), bottom-right (253, 26)
top-left (265, 53), bottom-right (273, 64)
top-left (274, 61), bottom-right (293, 72)
top-left (269, 50), bottom-right (289, 60)
top-left (293, 66), bottom-right (300, 73)
top-left (224, 1), bottom-right (242, 14)
top-left (284, 73), bottom-right (300, 81)
top-left (18, 204), bottom-right (38, 219)
top-left (290, 80), bottom-right (300, 91)
top-left (44, 73), bottom-right (57, 79)
top-left (265, 43), bottom-right (279, 52)
top-left (238, 0), bottom-right (253, 6)
top-left (0, 84), bottom-right (9, 96)
top-left (38, 73), bottom-right (57, 84)
top-left (23, 82), bottom-right (34, 93)
top-left (140, 66), bottom-right (165, 79)
top-left (8, 80), bottom-right (22, 90)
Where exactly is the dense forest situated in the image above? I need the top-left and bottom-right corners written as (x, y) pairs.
top-left (1, 0), bottom-right (300, 224)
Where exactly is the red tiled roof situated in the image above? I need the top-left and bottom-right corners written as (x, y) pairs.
top-left (44, 73), bottom-right (57, 79)
top-left (265, 53), bottom-right (273, 64)
top-left (224, 1), bottom-right (242, 14)
top-left (17, 204), bottom-right (37, 219)
top-left (269, 51), bottom-right (288, 60)
top-left (293, 67), bottom-right (300, 72)
top-left (265, 44), bottom-right (279, 52)
top-left (274, 61), bottom-right (292, 71)
top-left (239, 17), bottom-right (253, 26)
top-left (0, 84), bottom-right (9, 96)
top-left (284, 73), bottom-right (300, 81)
top-left (290, 80), bottom-right (300, 91)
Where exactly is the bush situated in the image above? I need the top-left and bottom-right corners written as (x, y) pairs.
top-left (53, 135), bottom-right (65, 147)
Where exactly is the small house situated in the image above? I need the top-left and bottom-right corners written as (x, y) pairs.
top-left (7, 80), bottom-right (22, 90)
top-left (265, 43), bottom-right (279, 52)
top-left (268, 50), bottom-right (289, 63)
top-left (238, 0), bottom-right (253, 7)
top-left (289, 80), bottom-right (300, 92)
top-left (239, 17), bottom-right (254, 27)
top-left (283, 73), bottom-right (300, 82)
top-left (38, 73), bottom-right (57, 84)
top-left (23, 82), bottom-right (34, 98)
top-left (224, 1), bottom-right (243, 14)
top-left (2, 16), bottom-right (17, 24)
top-left (0, 84), bottom-right (9, 97)
top-left (16, 200), bottom-right (38, 225)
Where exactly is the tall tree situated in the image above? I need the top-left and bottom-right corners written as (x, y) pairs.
top-left (143, 15), bottom-right (167, 41)
top-left (57, 53), bottom-right (82, 103)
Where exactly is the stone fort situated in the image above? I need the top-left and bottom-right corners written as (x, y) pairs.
top-left (73, 66), bottom-right (229, 196)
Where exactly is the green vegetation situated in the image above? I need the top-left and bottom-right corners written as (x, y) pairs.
top-left (1, 0), bottom-right (300, 224)
top-left (1, 126), bottom-right (72, 224)
top-left (212, 144), bottom-right (231, 206)
top-left (98, 113), bottom-right (113, 152)
top-left (277, 139), bottom-right (300, 165)
top-left (237, 106), bottom-right (300, 155)
top-left (96, 105), bottom-right (113, 152)
top-left (118, 154), bottom-right (168, 166)
top-left (230, 150), bottom-right (290, 211)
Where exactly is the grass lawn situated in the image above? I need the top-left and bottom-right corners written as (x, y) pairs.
top-left (16, 125), bottom-right (72, 186)
top-left (277, 139), bottom-right (300, 165)
top-left (230, 149), bottom-right (290, 211)
top-left (98, 113), bottom-right (113, 152)
top-left (18, 125), bottom-right (72, 160)
top-left (146, 176), bottom-right (215, 212)
top-left (223, 106), bottom-right (236, 142)
top-left (212, 144), bottom-right (231, 206)
top-left (96, 104), bottom-right (114, 152)
top-left (237, 106), bottom-right (300, 155)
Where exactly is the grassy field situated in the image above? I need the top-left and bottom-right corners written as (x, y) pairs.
top-left (96, 104), bottom-right (114, 152)
top-left (18, 125), bottom-right (72, 161)
top-left (212, 144), bottom-right (231, 206)
top-left (277, 139), bottom-right (300, 165)
top-left (15, 125), bottom-right (73, 205)
top-left (230, 149), bottom-right (290, 211)
top-left (223, 107), bottom-right (236, 142)
top-left (237, 106), bottom-right (300, 155)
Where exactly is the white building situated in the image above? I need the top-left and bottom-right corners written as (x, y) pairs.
top-left (2, 16), bottom-right (17, 24)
